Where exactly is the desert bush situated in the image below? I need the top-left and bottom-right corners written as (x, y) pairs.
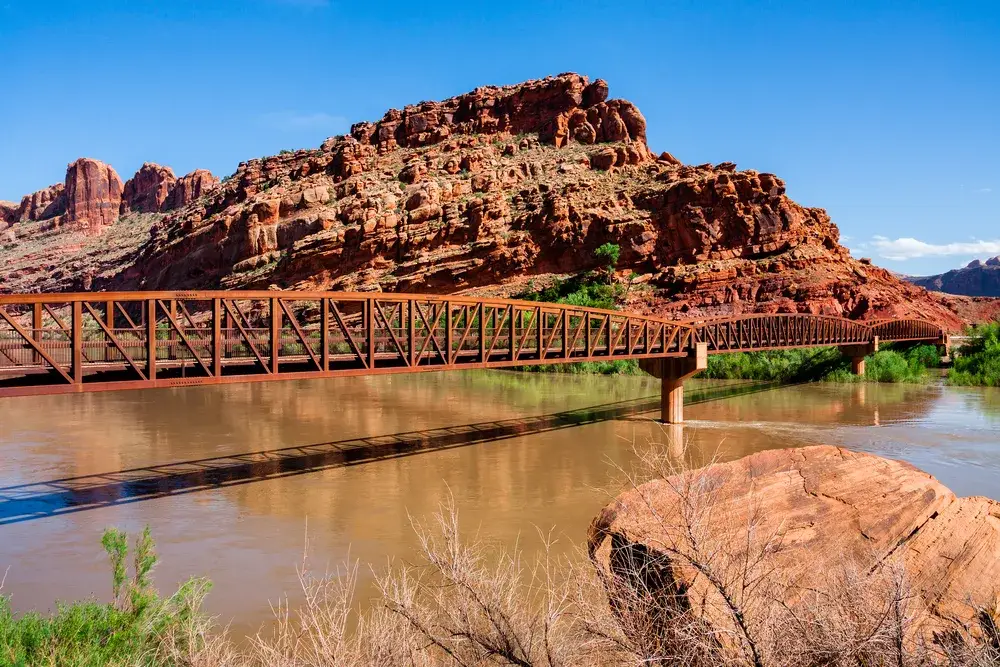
top-left (948, 322), bottom-right (1000, 387)
top-left (0, 526), bottom-right (212, 667)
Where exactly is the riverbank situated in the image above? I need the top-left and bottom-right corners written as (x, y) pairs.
top-left (3, 375), bottom-right (999, 648)
top-left (6, 444), bottom-right (1000, 666)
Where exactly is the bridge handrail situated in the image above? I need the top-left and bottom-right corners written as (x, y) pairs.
top-left (0, 290), bottom-right (697, 331)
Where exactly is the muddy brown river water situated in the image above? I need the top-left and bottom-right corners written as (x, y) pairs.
top-left (1, 372), bottom-right (998, 638)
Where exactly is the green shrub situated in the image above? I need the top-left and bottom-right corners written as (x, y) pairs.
top-left (701, 347), bottom-right (843, 382)
top-left (948, 321), bottom-right (1000, 386)
top-left (823, 344), bottom-right (936, 384)
top-left (0, 527), bottom-right (212, 666)
top-left (594, 242), bottom-right (620, 275)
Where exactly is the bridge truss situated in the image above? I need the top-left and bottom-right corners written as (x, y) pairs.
top-left (0, 292), bottom-right (946, 405)
top-left (0, 291), bottom-right (696, 397)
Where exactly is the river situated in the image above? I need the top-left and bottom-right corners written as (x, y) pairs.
top-left (1, 372), bottom-right (998, 638)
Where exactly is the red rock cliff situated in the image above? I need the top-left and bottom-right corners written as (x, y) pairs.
top-left (103, 73), bottom-right (983, 329)
top-left (122, 163), bottom-right (177, 213)
top-left (65, 158), bottom-right (124, 233)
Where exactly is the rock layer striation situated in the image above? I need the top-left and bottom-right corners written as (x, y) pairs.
top-left (589, 445), bottom-right (1000, 646)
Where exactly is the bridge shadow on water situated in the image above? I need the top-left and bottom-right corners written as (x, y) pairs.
top-left (0, 380), bottom-right (782, 526)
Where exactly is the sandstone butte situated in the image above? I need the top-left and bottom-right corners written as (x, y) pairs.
top-left (588, 445), bottom-right (1000, 648)
top-left (1, 73), bottom-right (997, 328)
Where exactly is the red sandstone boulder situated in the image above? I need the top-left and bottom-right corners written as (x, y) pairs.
top-left (65, 158), bottom-right (123, 233)
top-left (123, 163), bottom-right (177, 213)
top-left (164, 169), bottom-right (218, 209)
top-left (17, 183), bottom-right (66, 221)
top-left (589, 446), bottom-right (1000, 649)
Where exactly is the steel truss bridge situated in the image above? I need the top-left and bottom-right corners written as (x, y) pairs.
top-left (0, 292), bottom-right (945, 421)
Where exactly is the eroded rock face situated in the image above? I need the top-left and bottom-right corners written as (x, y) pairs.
top-left (123, 163), bottom-right (177, 213)
top-left (65, 158), bottom-right (123, 233)
top-left (588, 446), bottom-right (1000, 645)
top-left (17, 183), bottom-right (66, 221)
top-left (0, 201), bottom-right (18, 224)
top-left (164, 169), bottom-right (218, 210)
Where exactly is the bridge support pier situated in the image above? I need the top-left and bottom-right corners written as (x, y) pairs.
top-left (841, 336), bottom-right (878, 376)
top-left (639, 342), bottom-right (708, 424)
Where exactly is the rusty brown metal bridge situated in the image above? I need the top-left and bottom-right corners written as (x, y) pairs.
top-left (0, 291), bottom-right (946, 422)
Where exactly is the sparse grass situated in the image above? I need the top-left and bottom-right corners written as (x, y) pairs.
top-left (948, 322), bottom-right (1000, 387)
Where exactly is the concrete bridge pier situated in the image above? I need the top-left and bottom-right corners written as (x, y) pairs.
top-left (841, 336), bottom-right (878, 376)
top-left (639, 342), bottom-right (708, 424)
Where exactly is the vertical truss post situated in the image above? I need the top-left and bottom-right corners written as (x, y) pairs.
top-left (321, 298), bottom-right (331, 371)
top-left (146, 299), bottom-right (157, 380)
top-left (270, 298), bottom-right (281, 374)
top-left (168, 300), bottom-right (177, 360)
top-left (32, 302), bottom-right (42, 365)
top-left (536, 307), bottom-right (543, 359)
top-left (445, 301), bottom-right (453, 364)
top-left (409, 300), bottom-right (416, 366)
top-left (367, 297), bottom-right (375, 369)
top-left (508, 305), bottom-right (515, 361)
top-left (478, 303), bottom-right (485, 363)
top-left (104, 300), bottom-right (114, 363)
top-left (71, 300), bottom-right (83, 384)
top-left (212, 299), bottom-right (222, 377)
top-left (561, 309), bottom-right (568, 357)
top-left (584, 314), bottom-right (591, 357)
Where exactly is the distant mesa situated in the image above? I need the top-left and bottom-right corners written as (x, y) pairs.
top-left (907, 256), bottom-right (1000, 297)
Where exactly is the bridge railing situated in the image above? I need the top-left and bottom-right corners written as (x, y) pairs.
top-left (868, 318), bottom-right (945, 343)
top-left (0, 291), bottom-right (696, 395)
top-left (684, 312), bottom-right (875, 353)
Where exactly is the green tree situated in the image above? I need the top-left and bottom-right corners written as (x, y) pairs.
top-left (594, 242), bottom-right (621, 282)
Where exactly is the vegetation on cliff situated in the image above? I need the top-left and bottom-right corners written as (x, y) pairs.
top-left (948, 321), bottom-right (1000, 386)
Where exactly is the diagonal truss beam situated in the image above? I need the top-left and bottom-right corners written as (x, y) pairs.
top-left (0, 307), bottom-right (73, 384)
top-left (82, 302), bottom-right (147, 380)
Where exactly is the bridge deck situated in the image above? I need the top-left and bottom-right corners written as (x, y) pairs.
top-left (0, 291), bottom-right (945, 397)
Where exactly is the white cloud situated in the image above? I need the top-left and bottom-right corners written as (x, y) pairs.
top-left (977, 187), bottom-right (993, 193)
top-left (257, 111), bottom-right (348, 132)
top-left (869, 235), bottom-right (1000, 261)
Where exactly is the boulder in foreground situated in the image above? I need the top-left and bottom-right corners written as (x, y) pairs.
top-left (589, 445), bottom-right (1000, 651)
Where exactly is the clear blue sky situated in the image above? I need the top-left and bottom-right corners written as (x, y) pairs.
top-left (1, 0), bottom-right (997, 276)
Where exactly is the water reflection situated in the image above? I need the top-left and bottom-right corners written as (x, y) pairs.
top-left (0, 372), bottom-right (996, 636)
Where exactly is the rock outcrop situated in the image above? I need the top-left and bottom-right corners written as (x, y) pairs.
top-left (589, 445), bottom-right (1000, 646)
top-left (122, 162), bottom-right (177, 213)
top-left (164, 169), bottom-right (219, 210)
top-left (17, 183), bottom-right (66, 222)
top-left (909, 257), bottom-right (1000, 297)
top-left (64, 158), bottom-right (124, 233)
top-left (0, 201), bottom-right (18, 224)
